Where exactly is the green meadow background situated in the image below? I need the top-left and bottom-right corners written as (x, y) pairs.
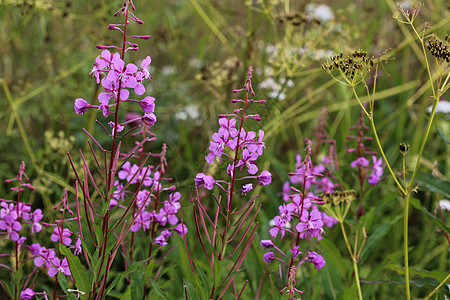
top-left (0, 0), bottom-right (448, 299)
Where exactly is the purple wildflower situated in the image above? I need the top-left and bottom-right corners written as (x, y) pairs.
top-left (74, 98), bottom-right (91, 115)
top-left (50, 227), bottom-right (72, 246)
top-left (195, 173), bottom-right (215, 190)
top-left (247, 130), bottom-right (265, 155)
top-left (0, 215), bottom-right (22, 241)
top-left (141, 56), bottom-right (152, 79)
top-left (236, 149), bottom-right (259, 174)
top-left (269, 216), bottom-right (287, 239)
top-left (350, 157), bottom-right (369, 168)
top-left (31, 209), bottom-right (43, 233)
top-left (142, 112), bottom-right (157, 125)
top-left (174, 223), bottom-right (188, 236)
top-left (48, 257), bottom-right (71, 277)
top-left (257, 170), bottom-right (272, 186)
top-left (20, 288), bottom-right (35, 300)
top-left (218, 118), bottom-right (238, 137)
top-left (263, 252), bottom-right (275, 263)
top-left (306, 251), bottom-right (325, 269)
top-left (260, 239), bottom-right (274, 249)
top-left (155, 229), bottom-right (172, 246)
top-left (290, 246), bottom-right (302, 259)
top-left (295, 208), bottom-right (324, 240)
top-left (130, 211), bottom-right (152, 232)
top-left (205, 130), bottom-right (237, 163)
top-left (73, 237), bottom-right (82, 256)
top-left (139, 96), bottom-right (155, 113)
top-left (242, 183), bottom-right (253, 194)
top-left (368, 156), bottom-right (383, 185)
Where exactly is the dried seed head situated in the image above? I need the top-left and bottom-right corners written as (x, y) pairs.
top-left (323, 190), bottom-right (356, 205)
top-left (426, 36), bottom-right (450, 63)
top-left (322, 50), bottom-right (374, 81)
top-left (399, 143), bottom-right (409, 155)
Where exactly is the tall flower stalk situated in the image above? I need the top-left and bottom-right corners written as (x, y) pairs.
top-left (322, 3), bottom-right (450, 298)
top-left (192, 66), bottom-right (272, 299)
top-left (262, 140), bottom-right (336, 299)
top-left (68, 1), bottom-right (186, 299)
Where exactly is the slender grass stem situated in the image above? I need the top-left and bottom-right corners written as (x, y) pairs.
top-left (351, 87), bottom-right (406, 195)
top-left (339, 221), bottom-right (362, 300)
top-left (423, 273), bottom-right (450, 300)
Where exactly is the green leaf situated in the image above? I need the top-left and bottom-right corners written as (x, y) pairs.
top-left (412, 172), bottom-right (450, 198)
top-left (57, 272), bottom-right (78, 300)
top-left (59, 244), bottom-right (92, 300)
top-left (193, 263), bottom-right (209, 299)
top-left (319, 238), bottom-right (347, 298)
top-left (149, 278), bottom-right (171, 300)
top-left (130, 270), bottom-right (145, 300)
top-left (184, 279), bottom-right (201, 300)
top-left (410, 197), bottom-right (450, 234)
top-left (213, 256), bottom-right (222, 289)
top-left (105, 261), bottom-right (142, 295)
top-left (360, 214), bottom-right (402, 260)
top-left (437, 126), bottom-right (450, 143)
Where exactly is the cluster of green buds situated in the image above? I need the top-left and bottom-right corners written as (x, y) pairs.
top-left (322, 190), bottom-right (356, 222)
top-left (426, 35), bottom-right (450, 63)
top-left (321, 50), bottom-right (374, 83)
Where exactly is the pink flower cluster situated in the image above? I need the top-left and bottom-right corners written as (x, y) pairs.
top-left (113, 162), bottom-right (187, 246)
top-left (0, 163), bottom-right (79, 299)
top-left (261, 140), bottom-right (335, 298)
top-left (196, 119), bottom-right (271, 192)
top-left (74, 49), bottom-right (156, 127)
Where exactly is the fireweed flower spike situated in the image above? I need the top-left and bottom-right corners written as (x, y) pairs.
top-left (262, 140), bottom-right (332, 299)
top-left (68, 1), bottom-right (185, 298)
top-left (0, 163), bottom-right (68, 299)
top-left (193, 66), bottom-right (271, 298)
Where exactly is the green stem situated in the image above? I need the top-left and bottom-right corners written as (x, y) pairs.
top-left (351, 87), bottom-right (406, 195)
top-left (423, 273), bottom-right (450, 300)
top-left (403, 193), bottom-right (411, 300)
top-left (340, 221), bottom-right (363, 300)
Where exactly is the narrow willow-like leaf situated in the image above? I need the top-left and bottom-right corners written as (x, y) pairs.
top-left (412, 172), bottom-right (450, 198)
top-left (410, 198), bottom-right (450, 234)
top-left (59, 244), bottom-right (92, 300)
top-left (57, 272), bottom-right (78, 300)
top-left (105, 261), bottom-right (141, 295)
top-left (130, 271), bottom-right (145, 300)
top-left (437, 126), bottom-right (450, 143)
top-left (360, 214), bottom-right (402, 261)
top-left (184, 279), bottom-right (201, 300)
top-left (193, 263), bottom-right (209, 299)
top-left (213, 256), bottom-right (222, 289)
top-left (149, 278), bottom-right (171, 300)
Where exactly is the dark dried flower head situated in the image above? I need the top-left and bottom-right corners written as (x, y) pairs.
top-left (399, 143), bottom-right (409, 155)
top-left (426, 36), bottom-right (450, 63)
top-left (323, 190), bottom-right (356, 205)
top-left (322, 49), bottom-right (374, 82)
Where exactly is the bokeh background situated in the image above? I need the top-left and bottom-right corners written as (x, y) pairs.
top-left (0, 0), bottom-right (449, 298)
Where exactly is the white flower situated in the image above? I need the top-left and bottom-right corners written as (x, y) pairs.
top-left (438, 200), bottom-right (450, 211)
top-left (161, 65), bottom-right (177, 76)
top-left (185, 105), bottom-right (200, 119)
top-left (427, 100), bottom-right (450, 114)
top-left (306, 4), bottom-right (334, 22)
top-left (175, 111), bottom-right (188, 120)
